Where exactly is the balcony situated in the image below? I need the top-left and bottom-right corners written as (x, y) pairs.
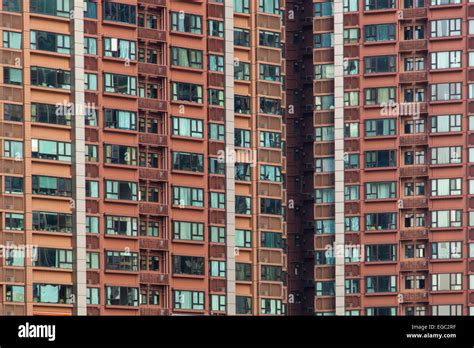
top-left (209, 210), bottom-right (225, 225)
top-left (0, 267), bottom-right (25, 283)
top-left (0, 12), bottom-right (23, 30)
top-left (138, 63), bottom-right (167, 77)
top-left (138, 28), bottom-right (166, 42)
top-left (314, 265), bottom-right (335, 280)
top-left (314, 297), bottom-right (335, 311)
top-left (140, 307), bottom-right (170, 316)
top-left (140, 273), bottom-right (169, 285)
top-left (258, 182), bottom-right (282, 198)
top-left (399, 134), bottom-right (428, 146)
top-left (139, 0), bottom-right (166, 6)
top-left (210, 278), bottom-right (226, 293)
top-left (259, 249), bottom-right (284, 264)
top-left (0, 303), bottom-right (25, 315)
top-left (87, 270), bottom-right (100, 285)
top-left (400, 229), bottom-right (429, 240)
top-left (400, 165), bottom-right (428, 177)
top-left (402, 291), bottom-right (429, 303)
top-left (139, 238), bottom-right (168, 250)
top-left (210, 244), bottom-right (226, 259)
top-left (0, 195), bottom-right (23, 211)
top-left (138, 98), bottom-right (167, 112)
top-left (399, 71), bottom-right (428, 84)
top-left (400, 197), bottom-right (428, 209)
top-left (139, 133), bottom-right (168, 147)
top-left (259, 282), bottom-right (285, 297)
top-left (259, 215), bottom-right (283, 231)
top-left (400, 259), bottom-right (429, 271)
top-left (139, 168), bottom-right (168, 181)
top-left (139, 203), bottom-right (168, 216)
top-left (399, 40), bottom-right (428, 52)
top-left (86, 235), bottom-right (100, 249)
top-left (400, 8), bottom-right (427, 20)
top-left (345, 295), bottom-right (361, 309)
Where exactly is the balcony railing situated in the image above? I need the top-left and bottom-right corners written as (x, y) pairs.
top-left (400, 165), bottom-right (428, 177)
top-left (139, 203), bottom-right (168, 216)
top-left (140, 273), bottom-right (168, 285)
top-left (139, 238), bottom-right (168, 250)
top-left (400, 8), bottom-right (427, 20)
top-left (400, 259), bottom-right (428, 271)
top-left (399, 40), bottom-right (428, 52)
top-left (399, 71), bottom-right (428, 84)
top-left (400, 229), bottom-right (429, 240)
top-left (401, 291), bottom-right (429, 302)
top-left (399, 134), bottom-right (428, 146)
top-left (400, 197), bottom-right (428, 209)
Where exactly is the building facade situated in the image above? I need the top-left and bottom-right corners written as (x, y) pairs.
top-left (297, 0), bottom-right (474, 316)
top-left (0, 0), bottom-right (287, 316)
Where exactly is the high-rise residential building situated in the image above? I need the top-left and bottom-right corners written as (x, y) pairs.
top-left (287, 0), bottom-right (474, 316)
top-left (4, 0), bottom-right (473, 319)
top-left (0, 0), bottom-right (287, 316)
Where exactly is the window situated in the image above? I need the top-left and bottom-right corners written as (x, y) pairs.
top-left (172, 152), bottom-right (204, 172)
top-left (104, 73), bottom-right (136, 95)
top-left (84, 37), bottom-right (97, 55)
top-left (431, 51), bottom-right (461, 70)
top-left (315, 126), bottom-right (334, 141)
top-left (236, 263), bottom-right (252, 281)
top-left (235, 129), bottom-right (251, 148)
top-left (237, 296), bottom-right (252, 314)
top-left (86, 216), bottom-right (99, 234)
top-left (366, 245), bottom-right (397, 262)
top-left (32, 139), bottom-right (71, 162)
top-left (431, 146), bottom-right (462, 165)
top-left (344, 0), bottom-right (358, 11)
top-left (234, 0), bottom-right (250, 13)
top-left (32, 175), bottom-right (72, 197)
top-left (104, 37), bottom-right (136, 61)
top-left (366, 182), bottom-right (396, 199)
top-left (4, 67), bottom-right (22, 86)
top-left (171, 12), bottom-right (202, 34)
top-left (173, 290), bottom-right (204, 310)
top-left (173, 255), bottom-right (204, 275)
top-left (261, 299), bottom-right (284, 315)
top-left (32, 211), bottom-right (72, 232)
top-left (209, 124), bottom-right (225, 141)
top-left (260, 131), bottom-right (281, 148)
top-left (432, 305), bottom-right (462, 316)
top-left (171, 47), bottom-right (203, 69)
top-left (173, 221), bottom-right (204, 241)
top-left (210, 226), bottom-right (225, 243)
top-left (85, 144), bottom-right (98, 162)
top-left (4, 103), bottom-right (23, 122)
top-left (344, 28), bottom-right (359, 43)
top-left (236, 229), bottom-right (252, 248)
top-left (314, 64), bottom-right (334, 80)
top-left (315, 157), bottom-right (335, 173)
top-left (87, 252), bottom-right (99, 269)
top-left (210, 294), bottom-right (226, 312)
top-left (235, 62), bottom-right (251, 81)
top-left (31, 67), bottom-right (70, 89)
top-left (210, 192), bottom-right (225, 209)
top-left (5, 213), bottom-right (23, 231)
top-left (104, 109), bottom-right (136, 130)
top-left (106, 286), bottom-right (138, 306)
top-left (6, 285), bottom-right (24, 303)
top-left (3, 31), bottom-right (21, 49)
top-left (365, 119), bottom-right (396, 137)
top-left (209, 55), bottom-right (224, 72)
top-left (365, 150), bottom-right (396, 168)
top-left (365, 56), bottom-right (396, 74)
top-left (209, 89), bottom-right (224, 106)
top-left (345, 217), bottom-right (360, 232)
top-left (31, 103), bottom-right (70, 126)
top-left (33, 283), bottom-right (73, 304)
top-left (432, 0), bottom-right (460, 5)
top-left (365, 87), bottom-right (396, 105)
top-left (259, 0), bottom-right (280, 14)
top-left (431, 178), bottom-right (461, 196)
top-left (364, 24), bottom-right (396, 42)
top-left (106, 251), bottom-right (138, 272)
top-left (316, 219), bottom-right (335, 234)
top-left (344, 186), bottom-right (359, 201)
top-left (365, 0), bottom-right (394, 10)
top-left (30, 30), bottom-right (70, 54)
top-left (259, 30), bottom-right (280, 48)
top-left (87, 288), bottom-right (99, 305)
top-left (236, 196), bottom-right (251, 215)
top-left (314, 33), bottom-right (334, 48)
top-left (30, 0), bottom-right (71, 17)
top-left (4, 140), bottom-right (23, 159)
top-left (105, 216), bottom-right (138, 236)
top-left (431, 210), bottom-right (462, 228)
top-left (260, 165), bottom-right (281, 182)
top-left (208, 20), bottom-right (224, 38)
top-left (173, 186), bottom-right (204, 207)
top-left (431, 242), bottom-right (461, 259)
top-left (314, 2), bottom-right (333, 16)
top-left (431, 83), bottom-right (461, 101)
top-left (210, 260), bottom-right (226, 277)
top-left (432, 273), bottom-right (462, 291)
top-left (105, 180), bottom-right (138, 201)
top-left (3, 0), bottom-right (21, 12)
top-left (366, 213), bottom-right (397, 230)
top-left (431, 19), bottom-right (461, 38)
top-left (172, 117), bottom-right (203, 138)
top-left (235, 95), bottom-right (251, 114)
top-left (33, 248), bottom-right (72, 269)
top-left (234, 28), bottom-right (250, 46)
top-left (261, 198), bottom-right (282, 215)
top-left (235, 163), bottom-right (251, 181)
top-left (103, 2), bottom-right (136, 24)
top-left (86, 180), bottom-right (99, 198)
top-left (4, 176), bottom-right (23, 194)
top-left (366, 307), bottom-right (396, 316)
top-left (261, 232), bottom-right (283, 249)
top-left (84, 0), bottom-right (97, 18)
top-left (431, 114), bottom-right (461, 133)
top-left (260, 97), bottom-right (281, 115)
top-left (366, 275), bottom-right (397, 293)
top-left (262, 265), bottom-right (283, 281)
top-left (171, 82), bottom-right (203, 103)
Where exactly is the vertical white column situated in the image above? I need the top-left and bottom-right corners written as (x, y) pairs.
top-left (72, 0), bottom-right (87, 315)
top-left (224, 0), bottom-right (236, 315)
top-left (333, 0), bottom-right (345, 316)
